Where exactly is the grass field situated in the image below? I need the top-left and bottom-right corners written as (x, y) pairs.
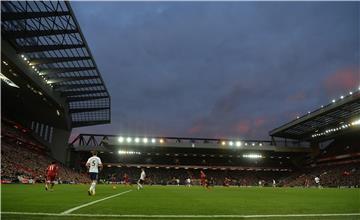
top-left (1, 184), bottom-right (359, 220)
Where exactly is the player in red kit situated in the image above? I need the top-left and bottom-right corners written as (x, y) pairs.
top-left (123, 173), bottom-right (130, 186)
top-left (45, 161), bottom-right (58, 191)
top-left (200, 170), bottom-right (207, 188)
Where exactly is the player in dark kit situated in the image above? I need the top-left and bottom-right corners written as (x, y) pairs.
top-left (45, 161), bottom-right (58, 191)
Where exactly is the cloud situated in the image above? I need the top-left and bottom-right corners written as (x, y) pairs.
top-left (70, 2), bottom-right (359, 140)
top-left (324, 68), bottom-right (360, 95)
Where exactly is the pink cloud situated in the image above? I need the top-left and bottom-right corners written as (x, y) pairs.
top-left (234, 121), bottom-right (250, 134)
top-left (324, 68), bottom-right (360, 94)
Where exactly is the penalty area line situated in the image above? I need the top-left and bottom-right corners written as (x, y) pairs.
top-left (60, 189), bottom-right (132, 214)
top-left (1, 212), bottom-right (360, 218)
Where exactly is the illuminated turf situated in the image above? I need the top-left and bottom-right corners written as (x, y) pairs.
top-left (1, 184), bottom-right (359, 220)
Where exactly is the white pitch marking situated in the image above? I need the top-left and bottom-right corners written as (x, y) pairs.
top-left (1, 211), bottom-right (360, 218)
top-left (60, 190), bottom-right (132, 214)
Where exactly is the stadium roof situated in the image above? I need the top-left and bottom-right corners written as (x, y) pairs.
top-left (1, 1), bottom-right (110, 127)
top-left (269, 89), bottom-right (360, 141)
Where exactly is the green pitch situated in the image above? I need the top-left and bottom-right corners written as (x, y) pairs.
top-left (1, 184), bottom-right (359, 220)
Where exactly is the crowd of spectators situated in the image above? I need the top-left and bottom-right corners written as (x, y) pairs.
top-left (100, 166), bottom-right (288, 186)
top-left (99, 162), bottom-right (360, 188)
top-left (280, 163), bottom-right (360, 188)
top-left (1, 121), bottom-right (90, 184)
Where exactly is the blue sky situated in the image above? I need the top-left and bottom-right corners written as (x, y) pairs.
top-left (70, 1), bottom-right (359, 140)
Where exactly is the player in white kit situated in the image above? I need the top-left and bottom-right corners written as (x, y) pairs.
top-left (186, 178), bottom-right (191, 187)
top-left (137, 168), bottom-right (146, 190)
top-left (314, 176), bottom-right (321, 188)
top-left (86, 151), bottom-right (103, 195)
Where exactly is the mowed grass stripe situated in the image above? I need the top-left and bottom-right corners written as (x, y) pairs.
top-left (1, 184), bottom-right (132, 213)
top-left (74, 186), bottom-right (360, 215)
top-left (2, 211), bottom-right (360, 218)
top-left (1, 184), bottom-right (359, 217)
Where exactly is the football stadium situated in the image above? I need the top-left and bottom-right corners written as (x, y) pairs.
top-left (1, 1), bottom-right (359, 220)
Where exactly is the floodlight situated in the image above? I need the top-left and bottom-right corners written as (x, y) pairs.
top-left (243, 154), bottom-right (262, 159)
top-left (118, 137), bottom-right (124, 143)
top-left (135, 137), bottom-right (140, 143)
top-left (143, 138), bottom-right (148, 143)
top-left (236, 141), bottom-right (241, 147)
top-left (126, 137), bottom-right (132, 143)
top-left (151, 138), bottom-right (156, 143)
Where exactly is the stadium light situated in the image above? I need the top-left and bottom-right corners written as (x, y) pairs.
top-left (352, 119), bottom-right (360, 126)
top-left (349, 91), bottom-right (353, 95)
top-left (159, 139), bottom-right (164, 144)
top-left (340, 96), bottom-right (344, 99)
top-left (118, 136), bottom-right (124, 143)
top-left (259, 143), bottom-right (263, 146)
top-left (243, 154), bottom-right (262, 159)
top-left (126, 137), bottom-right (132, 143)
top-left (221, 141), bottom-right (226, 146)
top-left (143, 138), bottom-right (148, 143)
top-left (228, 141), bottom-right (233, 146)
top-left (135, 137), bottom-right (140, 143)
top-left (236, 141), bottom-right (241, 147)
top-left (118, 150), bottom-right (141, 155)
top-left (332, 99), bottom-right (336, 103)
top-left (252, 143), bottom-right (255, 146)
top-left (151, 138), bottom-right (156, 143)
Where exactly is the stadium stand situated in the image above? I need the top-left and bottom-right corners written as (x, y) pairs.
top-left (99, 166), bottom-right (288, 187)
top-left (1, 119), bottom-right (90, 183)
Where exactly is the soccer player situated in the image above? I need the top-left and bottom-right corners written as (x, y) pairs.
top-left (86, 151), bottom-right (103, 196)
top-left (272, 179), bottom-right (276, 187)
top-left (200, 170), bottom-right (207, 187)
top-left (45, 161), bottom-right (58, 191)
top-left (186, 177), bottom-right (191, 187)
top-left (137, 168), bottom-right (146, 190)
top-left (111, 174), bottom-right (117, 189)
top-left (314, 176), bottom-right (321, 188)
top-left (123, 173), bottom-right (130, 186)
top-left (224, 177), bottom-right (230, 187)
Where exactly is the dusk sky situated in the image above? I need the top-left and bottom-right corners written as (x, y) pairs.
top-left (71, 1), bottom-right (359, 141)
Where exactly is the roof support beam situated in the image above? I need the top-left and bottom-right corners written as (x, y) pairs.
top-left (61, 89), bottom-right (107, 97)
top-left (41, 67), bottom-right (96, 75)
top-left (67, 96), bottom-right (109, 102)
top-left (1, 11), bottom-right (71, 21)
top-left (48, 76), bottom-right (99, 84)
top-left (2, 29), bottom-right (78, 39)
top-left (54, 83), bottom-right (103, 91)
top-left (69, 107), bottom-right (109, 114)
top-left (29, 56), bottom-right (92, 65)
top-left (18, 44), bottom-right (85, 53)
